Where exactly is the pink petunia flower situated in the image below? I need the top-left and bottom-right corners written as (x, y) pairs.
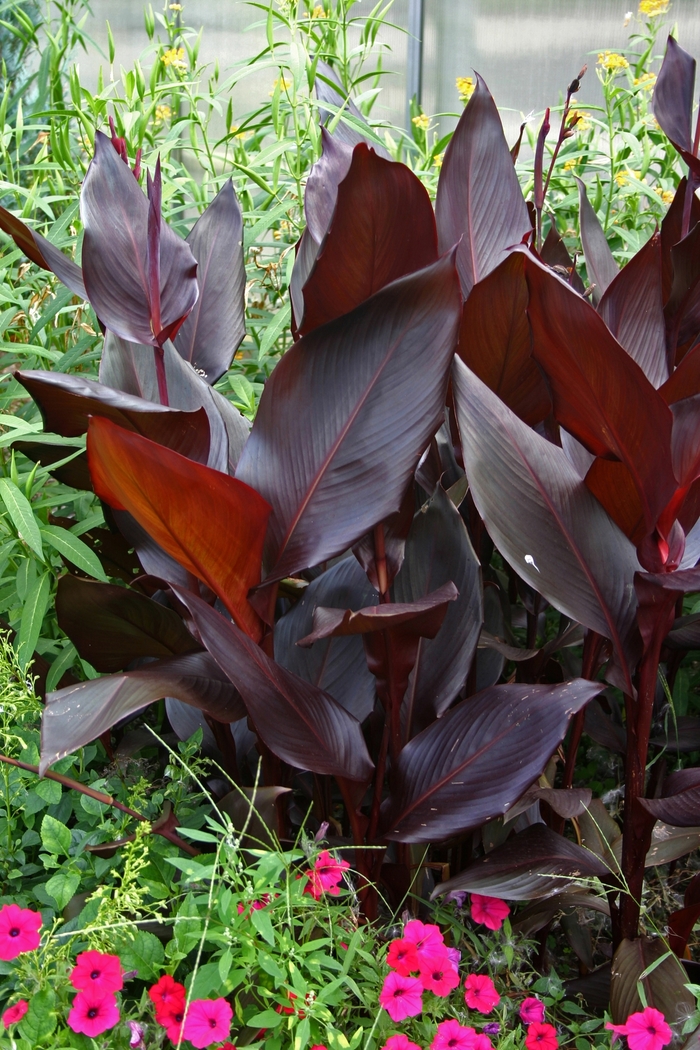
top-left (464, 974), bottom-right (500, 1014)
top-left (70, 950), bottom-right (123, 996)
top-left (149, 973), bottom-right (186, 1020)
top-left (520, 997), bottom-right (546, 1025)
top-left (403, 919), bottom-right (446, 964)
top-left (128, 1020), bottom-right (145, 1047)
top-left (0, 904), bottom-right (42, 960)
top-left (379, 972), bottom-right (424, 1022)
top-left (183, 998), bottom-right (234, 1049)
top-left (418, 952), bottom-right (461, 996)
top-left (2, 1000), bottom-right (28, 1027)
top-left (605, 1007), bottom-right (673, 1050)
top-left (66, 991), bottom-right (120, 1038)
top-left (305, 850), bottom-right (351, 899)
top-left (386, 938), bottom-right (420, 976)
top-left (310, 1045), bottom-right (328, 1050)
top-left (473, 1037), bottom-right (493, 1050)
top-left (431, 1018), bottom-right (478, 1050)
top-left (382, 1035), bottom-right (423, 1050)
top-left (470, 895), bottom-right (510, 931)
top-left (525, 1022), bottom-right (559, 1050)
top-left (219, 1044), bottom-right (237, 1050)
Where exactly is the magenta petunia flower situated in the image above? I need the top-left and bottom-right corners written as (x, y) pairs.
top-left (524, 1022), bottom-right (559, 1050)
top-left (606, 1007), bottom-right (673, 1050)
top-left (305, 850), bottom-right (351, 899)
top-left (431, 1018), bottom-right (478, 1050)
top-left (67, 991), bottom-right (120, 1038)
top-left (520, 997), bottom-right (546, 1025)
top-left (2, 1000), bottom-right (28, 1027)
top-left (403, 919), bottom-right (446, 964)
top-left (418, 952), bottom-right (461, 996)
top-left (183, 998), bottom-right (234, 1048)
top-left (386, 938), bottom-right (420, 975)
top-left (464, 974), bottom-right (500, 1014)
top-left (470, 895), bottom-right (510, 931)
top-left (159, 1002), bottom-right (186, 1045)
top-left (473, 1037), bottom-right (493, 1050)
top-left (70, 950), bottom-right (123, 997)
top-left (149, 973), bottom-right (186, 1020)
top-left (382, 1034), bottom-right (423, 1050)
top-left (379, 972), bottom-right (424, 1022)
top-left (0, 904), bottom-right (42, 960)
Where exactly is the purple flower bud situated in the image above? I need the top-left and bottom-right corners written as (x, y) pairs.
top-left (128, 1021), bottom-right (144, 1047)
top-left (315, 821), bottom-right (329, 842)
top-left (446, 946), bottom-right (461, 967)
top-left (482, 1023), bottom-right (501, 1036)
top-left (445, 890), bottom-right (468, 909)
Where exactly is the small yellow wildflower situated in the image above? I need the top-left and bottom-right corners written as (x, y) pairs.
top-left (269, 76), bottom-right (292, 95)
top-left (310, 4), bottom-right (326, 17)
top-left (634, 72), bottom-right (656, 90)
top-left (456, 76), bottom-right (475, 101)
top-left (638, 0), bottom-right (669, 17)
top-left (229, 124), bottom-right (249, 140)
top-left (655, 187), bottom-right (675, 205)
top-left (169, 3), bottom-right (183, 10)
top-left (569, 110), bottom-right (591, 132)
top-left (161, 46), bottom-right (186, 71)
top-left (615, 168), bottom-right (641, 186)
top-left (433, 152), bottom-right (444, 170)
top-left (412, 113), bottom-right (430, 131)
top-left (563, 158), bottom-right (578, 171)
top-left (155, 104), bottom-right (172, 123)
top-left (598, 51), bottom-right (630, 72)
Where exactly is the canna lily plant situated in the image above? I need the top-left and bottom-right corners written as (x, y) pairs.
top-left (4, 39), bottom-right (700, 1024)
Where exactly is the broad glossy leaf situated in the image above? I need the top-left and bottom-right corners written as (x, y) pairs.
top-left (12, 440), bottom-right (92, 491)
top-left (668, 903), bottom-right (700, 958)
top-left (598, 232), bottom-right (668, 388)
top-left (40, 651), bottom-right (244, 774)
top-left (379, 678), bottom-right (601, 843)
top-left (274, 556), bottom-right (378, 722)
top-left (56, 575), bottom-right (200, 673)
top-left (575, 177), bottom-right (619, 301)
top-left (173, 179), bottom-right (245, 384)
top-left (0, 206), bottom-right (87, 299)
top-left (16, 370), bottom-right (210, 463)
top-left (522, 252), bottom-right (675, 535)
top-left (394, 485), bottom-right (483, 737)
top-left (660, 341), bottom-right (700, 404)
top-left (236, 255), bottom-right (462, 582)
top-left (352, 482), bottom-right (415, 592)
top-left (435, 74), bottom-right (531, 298)
top-left (650, 715), bottom-right (700, 752)
top-left (173, 586), bottom-right (374, 782)
top-left (671, 394), bottom-right (700, 488)
top-left (610, 936), bottom-right (695, 1025)
top-left (665, 221), bottom-right (700, 360)
top-left (584, 459), bottom-right (646, 544)
top-left (540, 221), bottom-right (585, 293)
top-left (297, 583), bottom-right (457, 643)
top-left (504, 785), bottom-right (592, 823)
top-left (431, 824), bottom-right (610, 900)
top-left (456, 252), bottom-right (551, 425)
top-left (654, 36), bottom-right (700, 176)
top-left (298, 144), bottom-right (438, 335)
top-left (665, 612), bottom-right (700, 649)
top-left (638, 767), bottom-right (700, 827)
top-left (513, 890), bottom-right (611, 936)
top-left (304, 128), bottom-right (353, 245)
top-left (660, 177), bottom-right (700, 302)
top-left (453, 358), bottom-right (640, 691)
top-left (87, 417), bottom-right (270, 640)
top-left (99, 335), bottom-right (249, 474)
top-left (81, 132), bottom-right (198, 346)
top-left (646, 822), bottom-right (700, 865)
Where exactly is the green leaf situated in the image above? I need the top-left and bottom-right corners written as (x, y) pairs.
top-left (18, 989), bottom-right (57, 1043)
top-left (218, 949), bottom-right (233, 983)
top-left (0, 477), bottom-right (43, 556)
top-left (188, 961), bottom-right (225, 999)
top-left (17, 571), bottom-right (50, 670)
top-left (41, 524), bottom-right (108, 581)
top-left (116, 929), bottom-right (165, 980)
top-left (247, 1010), bottom-right (284, 1028)
top-left (259, 301), bottom-right (291, 358)
top-left (45, 643), bottom-right (77, 693)
top-left (41, 813), bottom-right (71, 857)
top-left (45, 871), bottom-right (80, 910)
top-left (35, 779), bottom-right (62, 806)
top-left (251, 905), bottom-right (275, 946)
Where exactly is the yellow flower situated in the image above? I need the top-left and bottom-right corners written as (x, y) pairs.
top-left (229, 124), bottom-right (249, 140)
top-left (563, 158), bottom-right (577, 171)
top-left (168, 2), bottom-right (183, 9)
top-left (569, 109), bottom-right (591, 132)
top-left (433, 152), bottom-right (444, 170)
top-left (269, 76), bottom-right (292, 95)
top-left (638, 0), bottom-right (669, 16)
top-left (310, 4), bottom-right (326, 17)
top-left (412, 113), bottom-right (430, 131)
top-left (155, 104), bottom-right (172, 123)
top-left (615, 167), bottom-right (641, 186)
top-left (161, 46), bottom-right (186, 71)
top-left (456, 76), bottom-right (475, 101)
top-left (598, 51), bottom-right (630, 71)
top-left (634, 72), bottom-right (656, 89)
top-left (655, 187), bottom-right (675, 205)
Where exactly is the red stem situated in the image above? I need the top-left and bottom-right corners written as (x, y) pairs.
top-left (154, 345), bottom-right (169, 406)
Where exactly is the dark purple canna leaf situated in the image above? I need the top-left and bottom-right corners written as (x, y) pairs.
top-left (315, 60), bottom-right (390, 156)
top-left (575, 177), bottom-right (619, 302)
top-left (304, 128), bottom-right (353, 245)
top-left (13, 440), bottom-right (92, 491)
top-left (664, 221), bottom-right (700, 361)
top-left (665, 612), bottom-right (700, 649)
top-left (654, 36), bottom-right (700, 177)
top-left (297, 582), bottom-right (457, 644)
top-left (56, 575), bottom-right (200, 673)
top-left (80, 132), bottom-right (198, 346)
top-left (393, 485), bottom-right (483, 738)
top-left (671, 395), bottom-right (700, 488)
top-left (452, 358), bottom-right (640, 692)
top-left (456, 252), bottom-right (551, 426)
top-left (274, 556), bottom-right (378, 723)
top-left (660, 177), bottom-right (700, 303)
top-left (431, 824), bottom-right (610, 900)
top-left (610, 937), bottom-right (695, 1026)
top-left (436, 74), bottom-right (531, 298)
top-left (173, 586), bottom-right (374, 782)
top-left (40, 651), bottom-right (244, 774)
top-left (174, 179), bottom-right (246, 384)
top-left (598, 233), bottom-right (669, 388)
top-left (638, 767), bottom-right (700, 827)
top-left (540, 221), bottom-right (585, 293)
top-left (660, 341), bottom-right (700, 404)
top-left (522, 252), bottom-right (676, 537)
top-left (0, 206), bottom-right (87, 299)
top-left (15, 370), bottom-right (211, 463)
top-left (298, 145), bottom-right (438, 335)
top-left (379, 678), bottom-right (602, 843)
top-left (352, 482), bottom-right (415, 593)
top-left (236, 254), bottom-right (462, 583)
